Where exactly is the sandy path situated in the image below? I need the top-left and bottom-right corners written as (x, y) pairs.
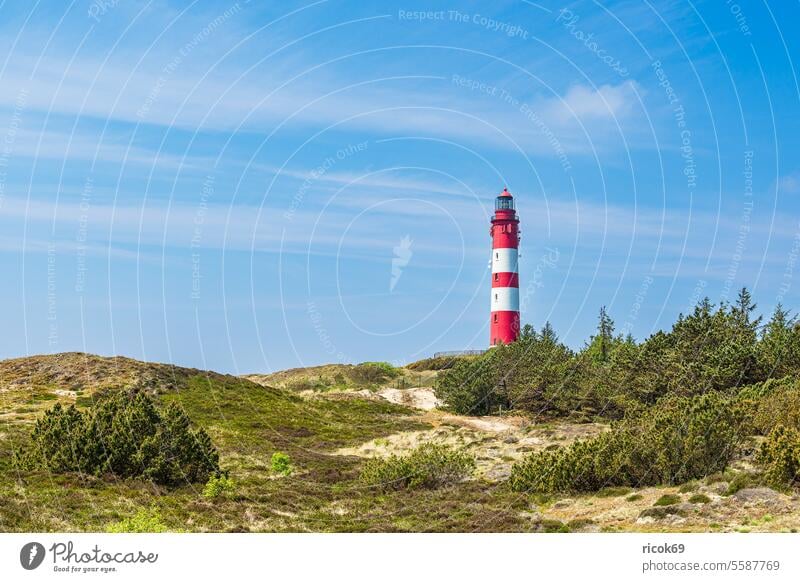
top-left (377, 387), bottom-right (440, 410)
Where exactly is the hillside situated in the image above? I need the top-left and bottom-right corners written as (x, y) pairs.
top-left (1, 353), bottom-right (799, 532)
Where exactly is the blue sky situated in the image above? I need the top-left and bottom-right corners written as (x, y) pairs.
top-left (0, 0), bottom-right (799, 374)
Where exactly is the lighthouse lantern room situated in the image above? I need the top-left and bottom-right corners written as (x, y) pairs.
top-left (489, 188), bottom-right (521, 346)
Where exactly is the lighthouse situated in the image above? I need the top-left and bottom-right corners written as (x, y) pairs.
top-left (489, 187), bottom-right (520, 346)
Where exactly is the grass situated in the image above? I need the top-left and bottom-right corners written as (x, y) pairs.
top-left (653, 494), bottom-right (682, 506)
top-left (0, 367), bottom-right (533, 532)
top-left (595, 486), bottom-right (632, 498)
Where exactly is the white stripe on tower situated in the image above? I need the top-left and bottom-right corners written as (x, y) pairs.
top-left (491, 248), bottom-right (519, 274)
top-left (491, 286), bottom-right (519, 311)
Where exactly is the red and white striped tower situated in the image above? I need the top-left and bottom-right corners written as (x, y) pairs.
top-left (489, 187), bottom-right (520, 346)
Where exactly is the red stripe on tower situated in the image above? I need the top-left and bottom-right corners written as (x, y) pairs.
top-left (490, 187), bottom-right (520, 346)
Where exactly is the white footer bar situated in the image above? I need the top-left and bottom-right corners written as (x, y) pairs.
top-left (1, 533), bottom-right (797, 581)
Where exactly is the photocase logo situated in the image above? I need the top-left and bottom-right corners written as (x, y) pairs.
top-left (20, 542), bottom-right (46, 570)
top-left (390, 235), bottom-right (413, 292)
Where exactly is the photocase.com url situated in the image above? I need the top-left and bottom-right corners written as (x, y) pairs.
top-left (642, 560), bottom-right (781, 574)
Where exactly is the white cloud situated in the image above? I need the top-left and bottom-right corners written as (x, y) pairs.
top-left (543, 81), bottom-right (642, 122)
top-left (0, 44), bottom-right (644, 159)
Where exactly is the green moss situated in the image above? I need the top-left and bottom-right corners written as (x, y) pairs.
top-left (688, 493), bottom-right (711, 504)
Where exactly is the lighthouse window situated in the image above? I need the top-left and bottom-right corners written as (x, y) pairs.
top-left (496, 197), bottom-right (514, 210)
top-left (494, 293), bottom-right (498, 302)
top-left (494, 314), bottom-right (498, 323)
top-left (494, 273), bottom-right (498, 281)
top-left (495, 252), bottom-right (499, 260)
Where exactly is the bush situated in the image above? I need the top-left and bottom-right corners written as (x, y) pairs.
top-left (509, 393), bottom-right (739, 493)
top-left (689, 493), bottom-right (711, 504)
top-left (435, 353), bottom-right (507, 415)
top-left (495, 324), bottom-right (579, 417)
top-left (203, 473), bottom-right (236, 499)
top-left (724, 472), bottom-right (758, 495)
top-left (350, 362), bottom-right (400, 385)
top-left (407, 356), bottom-right (472, 371)
top-left (106, 508), bottom-right (168, 533)
top-left (16, 391), bottom-right (219, 486)
top-left (752, 382), bottom-right (800, 435)
top-left (359, 444), bottom-right (475, 491)
top-left (271, 452), bottom-right (292, 475)
top-left (595, 486), bottom-right (631, 498)
top-left (758, 426), bottom-right (800, 490)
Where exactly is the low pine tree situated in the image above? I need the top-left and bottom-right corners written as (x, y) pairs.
top-left (17, 391), bottom-right (219, 486)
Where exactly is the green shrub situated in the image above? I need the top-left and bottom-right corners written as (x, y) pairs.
top-left (595, 486), bottom-right (631, 498)
top-left (106, 508), bottom-right (168, 533)
top-left (689, 493), bottom-right (711, 504)
top-left (434, 353), bottom-right (507, 415)
top-left (271, 452), bottom-right (292, 475)
top-left (753, 383), bottom-right (800, 435)
top-left (758, 426), bottom-right (800, 490)
top-left (350, 362), bottom-right (400, 385)
top-left (414, 291), bottom-right (800, 424)
top-left (704, 470), bottom-right (736, 485)
top-left (203, 473), bottom-right (236, 499)
top-left (407, 356), bottom-right (472, 371)
top-left (486, 324), bottom-right (577, 416)
top-left (653, 494), bottom-right (681, 506)
top-left (724, 472), bottom-right (757, 495)
top-left (639, 506), bottom-right (686, 519)
top-left (16, 391), bottom-right (219, 486)
top-left (509, 393), bottom-right (739, 494)
top-left (359, 444), bottom-right (475, 491)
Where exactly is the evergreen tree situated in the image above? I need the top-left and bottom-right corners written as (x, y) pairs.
top-left (759, 303), bottom-right (800, 379)
top-left (584, 306), bottom-right (619, 364)
top-left (18, 391), bottom-right (220, 486)
top-left (540, 321), bottom-right (558, 343)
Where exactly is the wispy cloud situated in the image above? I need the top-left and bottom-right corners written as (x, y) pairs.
top-left (544, 81), bottom-right (642, 122)
top-left (0, 41), bottom-right (646, 158)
